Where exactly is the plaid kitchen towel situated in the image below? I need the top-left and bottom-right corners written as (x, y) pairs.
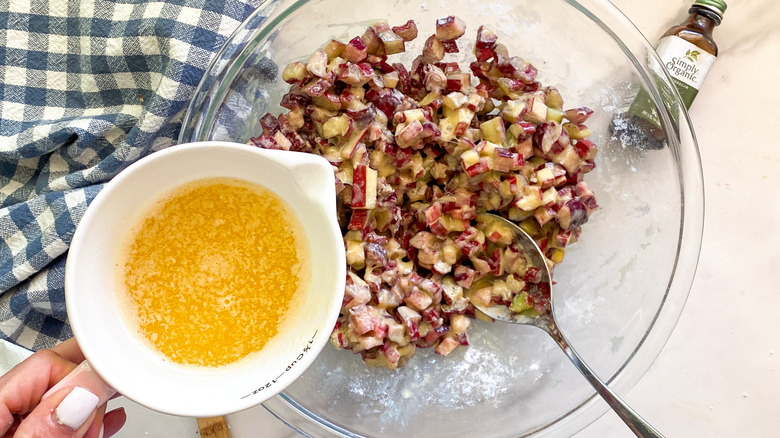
top-left (0, 0), bottom-right (264, 351)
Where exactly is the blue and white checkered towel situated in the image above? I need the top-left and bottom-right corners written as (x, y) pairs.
top-left (0, 0), bottom-right (262, 351)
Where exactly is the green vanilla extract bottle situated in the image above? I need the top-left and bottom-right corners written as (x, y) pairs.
top-left (611, 0), bottom-right (727, 149)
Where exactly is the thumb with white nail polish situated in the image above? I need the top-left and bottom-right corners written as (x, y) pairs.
top-left (55, 387), bottom-right (100, 430)
top-left (12, 386), bottom-right (100, 438)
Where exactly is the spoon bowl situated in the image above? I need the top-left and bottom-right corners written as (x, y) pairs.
top-left (471, 214), bottom-right (664, 438)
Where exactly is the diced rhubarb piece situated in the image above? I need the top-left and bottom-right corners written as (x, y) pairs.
top-left (345, 239), bottom-right (365, 269)
top-left (344, 271), bottom-right (372, 309)
top-left (355, 333), bottom-right (384, 352)
top-left (348, 304), bottom-right (375, 335)
top-left (249, 134), bottom-right (278, 150)
top-left (393, 62), bottom-right (413, 94)
top-left (282, 62), bottom-right (307, 84)
top-left (534, 122), bottom-right (563, 155)
top-left (515, 185), bottom-right (544, 211)
top-left (464, 158), bottom-right (489, 177)
top-left (396, 120), bottom-right (424, 148)
top-left (564, 107), bottom-right (594, 124)
top-left (259, 113), bottom-right (281, 135)
top-left (436, 16), bottom-right (466, 41)
top-left (509, 291), bottom-right (533, 313)
top-left (392, 20), bottom-right (419, 41)
top-left (342, 36), bottom-right (368, 63)
top-left (469, 286), bottom-right (492, 308)
top-left (330, 323), bottom-right (350, 349)
top-left (397, 305), bottom-right (422, 326)
top-left (522, 266), bottom-right (542, 284)
top-left (366, 87), bottom-right (404, 118)
top-left (545, 87), bottom-right (564, 109)
top-left (434, 336), bottom-right (460, 356)
top-left (336, 62), bottom-right (363, 85)
top-left (302, 77), bottom-right (333, 97)
top-left (347, 104), bottom-right (377, 130)
top-left (574, 181), bottom-right (595, 199)
top-left (421, 324), bottom-right (450, 346)
top-left (562, 122), bottom-right (591, 140)
top-left (356, 62), bottom-right (378, 85)
top-left (497, 57), bottom-right (537, 83)
top-left (272, 132), bottom-right (292, 150)
top-left (379, 30), bottom-right (406, 55)
top-left (419, 278), bottom-right (443, 303)
top-left (365, 242), bottom-right (388, 266)
top-left (424, 202), bottom-right (443, 227)
top-left (554, 229), bottom-right (573, 248)
top-left (516, 121), bottom-right (537, 137)
top-left (535, 166), bottom-right (556, 189)
top-left (352, 164), bottom-right (378, 209)
top-left (555, 198), bottom-right (589, 230)
top-left (421, 306), bottom-right (442, 326)
top-left (489, 147), bottom-right (515, 173)
top-left (441, 39), bottom-right (459, 53)
top-left (475, 25), bottom-right (498, 49)
top-left (312, 90), bottom-right (342, 112)
top-left (450, 313), bottom-right (470, 336)
top-left (306, 49), bottom-right (328, 78)
top-left (322, 39), bottom-right (345, 59)
top-left (555, 146), bottom-right (582, 175)
top-left (473, 48), bottom-right (494, 64)
top-left (339, 127), bottom-right (369, 159)
top-left (534, 205), bottom-right (556, 226)
top-left (479, 117), bottom-right (506, 145)
top-left (421, 35), bottom-right (445, 64)
top-left (523, 96), bottom-right (548, 124)
top-left (362, 26), bottom-right (383, 55)
top-left (348, 209), bottom-right (369, 230)
top-left (321, 114), bottom-right (352, 138)
top-left (445, 72), bottom-right (469, 92)
top-left (546, 107), bottom-right (564, 123)
top-left (496, 78), bottom-right (524, 96)
top-left (381, 341), bottom-right (401, 364)
top-left (573, 138), bottom-right (599, 160)
top-left (501, 99), bottom-right (528, 123)
top-left (404, 287), bottom-right (433, 312)
top-left (383, 70), bottom-right (400, 88)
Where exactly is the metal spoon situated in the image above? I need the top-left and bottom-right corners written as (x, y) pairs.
top-left (470, 214), bottom-right (664, 438)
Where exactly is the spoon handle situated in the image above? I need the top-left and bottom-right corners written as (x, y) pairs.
top-left (546, 327), bottom-right (665, 438)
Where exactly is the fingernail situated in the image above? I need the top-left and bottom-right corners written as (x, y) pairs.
top-left (98, 423), bottom-right (105, 438)
top-left (44, 361), bottom-right (116, 404)
top-left (54, 387), bottom-right (99, 429)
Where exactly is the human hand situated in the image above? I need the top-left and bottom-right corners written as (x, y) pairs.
top-left (0, 338), bottom-right (126, 438)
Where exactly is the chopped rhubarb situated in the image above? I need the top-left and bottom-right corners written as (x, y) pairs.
top-left (258, 16), bottom-right (599, 369)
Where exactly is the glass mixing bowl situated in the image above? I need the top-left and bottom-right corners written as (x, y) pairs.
top-left (179, 0), bottom-right (705, 436)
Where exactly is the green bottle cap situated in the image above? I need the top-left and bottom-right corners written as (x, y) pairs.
top-left (693, 0), bottom-right (727, 17)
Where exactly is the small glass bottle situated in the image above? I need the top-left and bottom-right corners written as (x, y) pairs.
top-left (611, 0), bottom-right (727, 149)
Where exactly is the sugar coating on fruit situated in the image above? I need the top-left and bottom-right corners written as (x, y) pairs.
top-left (252, 16), bottom-right (598, 369)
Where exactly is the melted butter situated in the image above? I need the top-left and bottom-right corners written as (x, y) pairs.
top-left (118, 177), bottom-right (309, 367)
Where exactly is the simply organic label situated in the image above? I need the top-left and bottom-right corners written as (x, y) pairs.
top-left (627, 36), bottom-right (716, 128)
top-left (655, 35), bottom-right (716, 106)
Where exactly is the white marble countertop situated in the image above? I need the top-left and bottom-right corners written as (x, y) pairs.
top-left (4, 0), bottom-right (778, 437)
top-left (578, 0), bottom-right (780, 436)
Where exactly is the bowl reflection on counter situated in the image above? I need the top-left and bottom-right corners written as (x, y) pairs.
top-left (180, 0), bottom-right (704, 436)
